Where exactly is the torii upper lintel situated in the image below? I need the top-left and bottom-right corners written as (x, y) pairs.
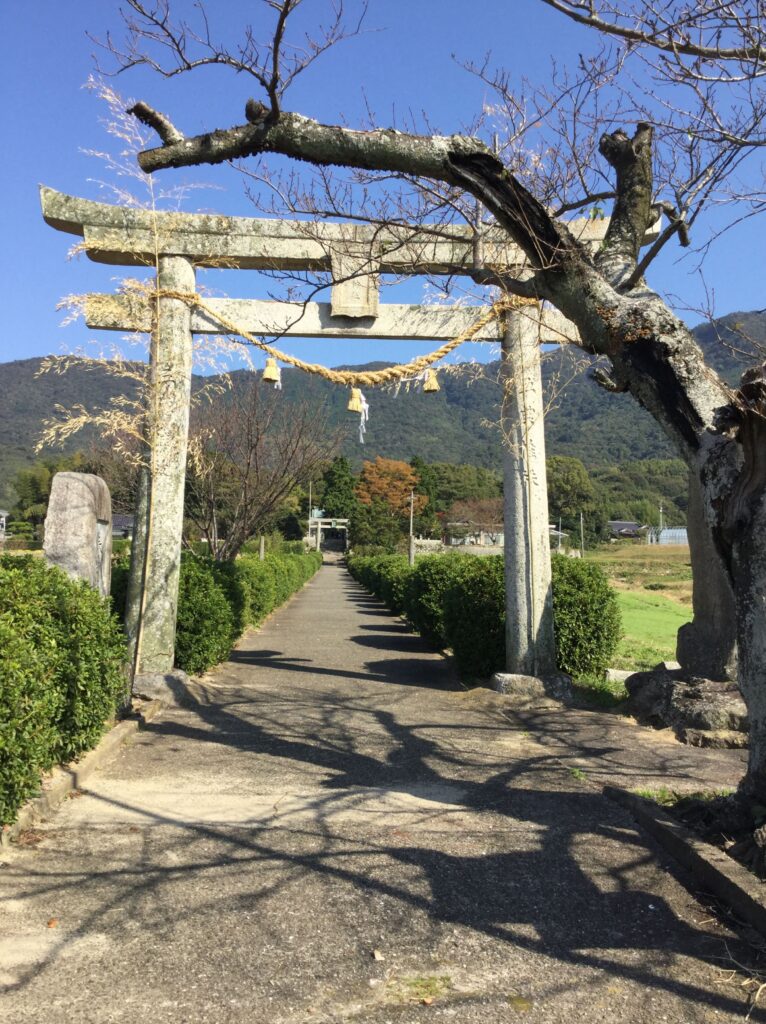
top-left (40, 185), bottom-right (660, 274)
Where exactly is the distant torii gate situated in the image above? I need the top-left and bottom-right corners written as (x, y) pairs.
top-left (40, 186), bottom-right (659, 698)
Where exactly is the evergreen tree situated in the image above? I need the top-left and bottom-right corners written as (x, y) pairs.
top-left (349, 499), bottom-right (403, 551)
top-left (321, 456), bottom-right (358, 519)
top-left (546, 455), bottom-right (603, 545)
top-left (410, 456), bottom-right (440, 537)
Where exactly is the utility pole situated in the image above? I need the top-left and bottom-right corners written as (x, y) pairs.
top-left (580, 511), bottom-right (585, 558)
top-left (308, 479), bottom-right (313, 549)
top-left (408, 489), bottom-right (415, 567)
top-left (659, 503), bottom-right (664, 533)
top-left (558, 516), bottom-right (562, 553)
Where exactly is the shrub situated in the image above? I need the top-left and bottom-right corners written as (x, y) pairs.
top-left (264, 554), bottom-right (299, 606)
top-left (375, 556), bottom-right (413, 615)
top-left (347, 554), bottom-right (390, 602)
top-left (228, 550), bottom-right (320, 631)
top-left (403, 553), bottom-right (473, 647)
top-left (0, 555), bottom-right (127, 825)
top-left (210, 561), bottom-right (249, 637)
top-left (550, 555), bottom-right (621, 678)
top-left (6, 521), bottom-right (34, 540)
top-left (346, 554), bottom-right (375, 589)
top-left (351, 550), bottom-right (622, 682)
top-left (348, 544), bottom-right (394, 559)
top-left (107, 548), bottom-right (322, 679)
top-left (110, 552), bottom-right (131, 622)
top-left (0, 618), bottom-right (62, 825)
top-left (174, 556), bottom-right (235, 675)
top-left (263, 554), bottom-right (285, 605)
top-left (237, 554), bottom-right (277, 624)
top-left (280, 540), bottom-right (308, 556)
top-left (442, 555), bottom-right (506, 679)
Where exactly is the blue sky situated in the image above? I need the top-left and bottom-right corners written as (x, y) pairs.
top-left (3, 1), bottom-right (762, 372)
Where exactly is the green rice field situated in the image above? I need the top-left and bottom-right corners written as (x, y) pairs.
top-left (590, 544), bottom-right (693, 671)
top-left (611, 589), bottom-right (691, 671)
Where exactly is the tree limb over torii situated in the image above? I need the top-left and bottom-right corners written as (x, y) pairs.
top-left (132, 102), bottom-right (665, 314)
top-left (131, 96), bottom-right (737, 538)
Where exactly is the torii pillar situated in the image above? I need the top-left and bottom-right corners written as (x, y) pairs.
top-left (134, 255), bottom-right (196, 692)
top-left (498, 305), bottom-right (557, 679)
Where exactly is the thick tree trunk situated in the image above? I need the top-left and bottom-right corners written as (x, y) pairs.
top-left (733, 508), bottom-right (766, 797)
top-left (676, 471), bottom-right (738, 681)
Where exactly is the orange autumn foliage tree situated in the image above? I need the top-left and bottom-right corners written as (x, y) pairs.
top-left (355, 458), bottom-right (428, 523)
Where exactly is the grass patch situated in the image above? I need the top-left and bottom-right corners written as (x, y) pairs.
top-left (390, 975), bottom-right (452, 1004)
top-left (590, 544), bottom-right (692, 605)
top-left (612, 589), bottom-right (691, 671)
top-left (632, 786), bottom-right (735, 807)
top-left (572, 673), bottom-right (628, 707)
top-left (584, 545), bottom-right (693, 672)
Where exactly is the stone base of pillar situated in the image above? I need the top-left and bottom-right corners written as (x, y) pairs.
top-left (491, 672), bottom-right (572, 704)
top-left (133, 671), bottom-right (195, 707)
top-left (676, 621), bottom-right (737, 683)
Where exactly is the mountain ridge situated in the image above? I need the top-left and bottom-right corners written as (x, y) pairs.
top-left (2, 310), bottom-right (763, 506)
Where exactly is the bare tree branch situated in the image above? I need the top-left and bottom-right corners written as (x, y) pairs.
top-left (539, 0), bottom-right (766, 64)
top-left (128, 100), bottom-right (185, 144)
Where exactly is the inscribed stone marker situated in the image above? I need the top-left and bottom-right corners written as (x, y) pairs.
top-left (43, 472), bottom-right (112, 597)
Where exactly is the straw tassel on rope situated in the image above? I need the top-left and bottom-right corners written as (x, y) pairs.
top-left (423, 368), bottom-right (440, 393)
top-left (347, 388), bottom-right (369, 442)
top-left (262, 357), bottom-right (282, 388)
top-left (347, 388), bottom-right (364, 413)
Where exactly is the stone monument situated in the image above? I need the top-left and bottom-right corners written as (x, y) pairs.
top-left (43, 472), bottom-right (112, 597)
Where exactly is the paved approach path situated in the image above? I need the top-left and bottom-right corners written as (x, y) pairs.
top-left (1, 561), bottom-right (762, 1023)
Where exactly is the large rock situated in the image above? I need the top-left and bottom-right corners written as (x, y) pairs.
top-left (492, 672), bottom-right (573, 704)
top-left (132, 671), bottom-right (194, 707)
top-left (625, 668), bottom-right (748, 742)
top-left (43, 472), bottom-right (112, 597)
top-left (675, 472), bottom-right (738, 681)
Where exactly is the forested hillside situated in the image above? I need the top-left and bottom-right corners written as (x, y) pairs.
top-left (1, 310), bottom-right (761, 508)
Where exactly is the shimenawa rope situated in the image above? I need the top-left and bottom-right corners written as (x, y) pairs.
top-left (152, 289), bottom-right (536, 388)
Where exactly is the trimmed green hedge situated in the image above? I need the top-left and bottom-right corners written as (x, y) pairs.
top-left (550, 554), bottom-right (622, 678)
top-left (0, 555), bottom-right (128, 826)
top-left (403, 553), bottom-right (472, 648)
top-left (347, 551), bottom-right (621, 681)
top-left (172, 549), bottom-right (322, 674)
top-left (375, 556), bottom-right (412, 616)
top-left (349, 554), bottom-right (413, 615)
top-left (111, 548), bottom-right (323, 677)
top-left (236, 555), bottom-right (277, 624)
top-left (442, 556), bottom-right (506, 678)
top-left (175, 556), bottom-right (236, 675)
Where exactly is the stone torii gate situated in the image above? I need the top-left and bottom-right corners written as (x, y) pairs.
top-left (40, 186), bottom-right (657, 697)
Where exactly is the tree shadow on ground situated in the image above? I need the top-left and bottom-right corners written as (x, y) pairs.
top-left (3, 566), bottom-right (758, 1017)
top-left (6, 683), bottom-right (761, 1018)
top-left (226, 649), bottom-right (456, 691)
